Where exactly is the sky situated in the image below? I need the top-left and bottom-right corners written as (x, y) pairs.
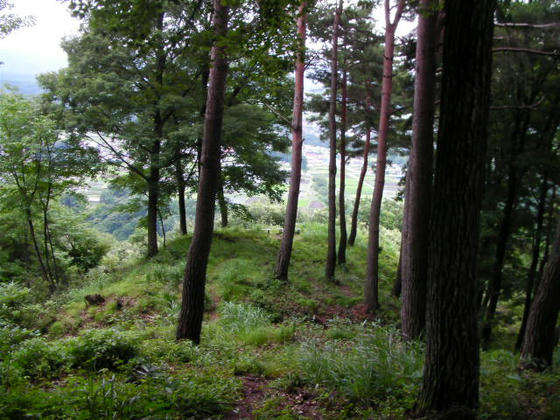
top-left (0, 0), bottom-right (414, 82)
top-left (0, 0), bottom-right (80, 76)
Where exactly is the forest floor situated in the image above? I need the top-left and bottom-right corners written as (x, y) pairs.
top-left (1, 224), bottom-right (559, 419)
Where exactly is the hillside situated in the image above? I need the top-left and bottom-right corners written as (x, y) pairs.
top-left (1, 223), bottom-right (558, 419)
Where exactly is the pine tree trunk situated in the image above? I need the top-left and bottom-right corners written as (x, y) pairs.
top-left (515, 175), bottom-right (548, 351)
top-left (337, 65), bottom-right (347, 265)
top-left (217, 174), bottom-right (228, 228)
top-left (147, 141), bottom-right (160, 257)
top-left (365, 0), bottom-right (404, 312)
top-left (177, 0), bottom-right (228, 344)
top-left (158, 209), bottom-right (166, 248)
top-left (414, 0), bottom-right (495, 417)
top-left (481, 145), bottom-right (524, 343)
top-left (326, 0), bottom-right (341, 281)
top-left (400, 0), bottom-right (437, 340)
top-left (147, 15), bottom-right (166, 258)
top-left (392, 242), bottom-right (402, 297)
top-left (520, 214), bottom-right (560, 370)
top-left (176, 159), bottom-right (188, 235)
top-left (348, 86), bottom-right (372, 246)
top-left (275, 2), bottom-right (306, 282)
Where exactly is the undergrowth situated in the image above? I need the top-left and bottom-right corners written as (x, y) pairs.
top-left (0, 223), bottom-right (558, 419)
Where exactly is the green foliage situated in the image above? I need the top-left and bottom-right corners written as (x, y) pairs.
top-left (298, 324), bottom-right (423, 411)
top-left (0, 281), bottom-right (31, 315)
top-left (219, 302), bottom-right (272, 333)
top-left (0, 1), bottom-right (34, 38)
top-left (10, 338), bottom-right (67, 379)
top-left (67, 329), bottom-right (138, 371)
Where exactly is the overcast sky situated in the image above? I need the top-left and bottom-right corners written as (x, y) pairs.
top-left (0, 0), bottom-right (80, 76)
top-left (0, 0), bottom-right (414, 79)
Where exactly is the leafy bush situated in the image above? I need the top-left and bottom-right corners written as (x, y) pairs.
top-left (10, 337), bottom-right (67, 379)
top-left (67, 329), bottom-right (138, 370)
top-left (0, 320), bottom-right (38, 358)
top-left (0, 281), bottom-right (31, 322)
top-left (63, 226), bottom-right (113, 272)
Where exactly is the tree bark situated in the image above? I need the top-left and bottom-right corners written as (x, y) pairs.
top-left (275, 2), bottom-right (306, 282)
top-left (392, 241), bottom-right (402, 297)
top-left (520, 214), bottom-right (560, 370)
top-left (348, 86), bottom-right (372, 246)
top-left (337, 65), bottom-right (348, 265)
top-left (27, 212), bottom-right (54, 292)
top-left (217, 175), bottom-right (228, 228)
top-left (481, 112), bottom-right (528, 344)
top-left (364, 0), bottom-right (404, 312)
top-left (177, 0), bottom-right (228, 344)
top-left (175, 159), bottom-right (188, 235)
top-left (515, 175), bottom-right (548, 352)
top-left (414, 0), bottom-right (495, 417)
top-left (147, 139), bottom-right (161, 257)
top-left (326, 0), bottom-right (341, 281)
top-left (158, 209), bottom-right (166, 248)
top-left (147, 13), bottom-right (166, 258)
top-left (400, 0), bottom-right (437, 340)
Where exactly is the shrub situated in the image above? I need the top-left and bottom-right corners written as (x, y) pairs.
top-left (10, 338), bottom-right (67, 379)
top-left (68, 329), bottom-right (138, 370)
top-left (0, 282), bottom-right (31, 323)
top-left (0, 320), bottom-right (38, 359)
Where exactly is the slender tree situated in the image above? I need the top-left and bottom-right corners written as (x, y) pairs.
top-left (337, 63), bottom-right (348, 265)
top-left (520, 213), bottom-right (560, 370)
top-left (348, 84), bottom-right (372, 246)
top-left (177, 0), bottom-right (229, 344)
top-left (364, 0), bottom-right (405, 312)
top-left (515, 175), bottom-right (548, 351)
top-left (275, 1), bottom-right (307, 281)
top-left (326, 0), bottom-right (342, 281)
top-left (414, 0), bottom-right (496, 417)
top-left (400, 0), bottom-right (438, 340)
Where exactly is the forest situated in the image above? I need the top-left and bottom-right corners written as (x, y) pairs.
top-left (0, 0), bottom-right (559, 418)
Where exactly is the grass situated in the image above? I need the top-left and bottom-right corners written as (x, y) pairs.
top-left (1, 220), bottom-right (559, 419)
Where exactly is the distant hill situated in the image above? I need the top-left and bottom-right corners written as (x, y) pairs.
top-left (0, 72), bottom-right (42, 95)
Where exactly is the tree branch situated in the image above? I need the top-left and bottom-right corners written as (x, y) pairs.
top-left (496, 22), bottom-right (560, 30)
top-left (493, 47), bottom-right (559, 57)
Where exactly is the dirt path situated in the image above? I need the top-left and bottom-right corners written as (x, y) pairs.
top-left (224, 375), bottom-right (271, 419)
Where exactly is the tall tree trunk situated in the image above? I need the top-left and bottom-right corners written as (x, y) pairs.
top-left (364, 0), bottom-right (404, 312)
top-left (27, 212), bottom-right (54, 292)
top-left (392, 241), bottom-right (402, 297)
top-left (337, 65), bottom-right (348, 265)
top-left (217, 175), bottom-right (228, 228)
top-left (414, 0), bottom-right (495, 418)
top-left (520, 214), bottom-right (560, 371)
top-left (538, 185), bottom-right (556, 283)
top-left (326, 0), bottom-right (341, 281)
top-left (147, 140), bottom-right (161, 257)
top-left (481, 115), bottom-right (527, 343)
top-left (400, 0), bottom-right (437, 340)
top-left (275, 2), bottom-right (306, 282)
top-left (348, 86), bottom-right (372, 246)
top-left (158, 209), bottom-right (167, 248)
top-left (176, 159), bottom-right (188, 235)
top-left (177, 0), bottom-right (228, 344)
top-left (147, 12), bottom-right (166, 258)
top-left (515, 175), bottom-right (548, 352)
